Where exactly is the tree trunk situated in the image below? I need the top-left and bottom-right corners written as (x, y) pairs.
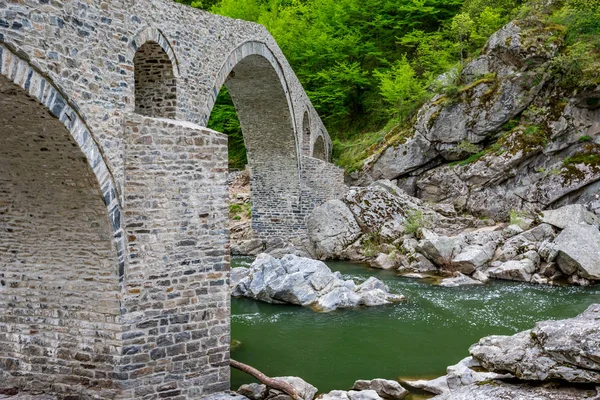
top-left (230, 359), bottom-right (301, 400)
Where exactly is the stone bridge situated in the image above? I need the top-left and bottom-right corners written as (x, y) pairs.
top-left (0, 1), bottom-right (345, 399)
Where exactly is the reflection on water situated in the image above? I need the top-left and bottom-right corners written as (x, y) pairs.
top-left (231, 257), bottom-right (600, 393)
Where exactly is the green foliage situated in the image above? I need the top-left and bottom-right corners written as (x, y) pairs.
top-left (229, 202), bottom-right (252, 220)
top-left (549, 2), bottom-right (600, 90)
top-left (456, 140), bottom-right (481, 155)
top-left (206, 88), bottom-right (247, 170)
top-left (452, 12), bottom-right (474, 63)
top-left (174, 0), bottom-right (220, 10)
top-left (450, 150), bottom-right (486, 167)
top-left (374, 56), bottom-right (427, 119)
top-left (404, 209), bottom-right (427, 235)
top-left (579, 135), bottom-right (592, 142)
top-left (509, 209), bottom-right (525, 226)
top-left (362, 231), bottom-right (383, 258)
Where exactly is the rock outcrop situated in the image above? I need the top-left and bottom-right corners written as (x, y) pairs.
top-left (231, 254), bottom-right (405, 312)
top-left (354, 16), bottom-right (600, 222)
top-left (470, 304), bottom-right (600, 383)
top-left (351, 379), bottom-right (408, 399)
top-left (411, 305), bottom-right (600, 399)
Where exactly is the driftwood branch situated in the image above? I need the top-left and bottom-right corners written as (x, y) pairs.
top-left (230, 358), bottom-right (301, 400)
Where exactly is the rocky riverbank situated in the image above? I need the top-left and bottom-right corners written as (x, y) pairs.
top-left (231, 253), bottom-right (404, 312)
top-left (307, 180), bottom-right (600, 287)
top-left (410, 303), bottom-right (600, 399)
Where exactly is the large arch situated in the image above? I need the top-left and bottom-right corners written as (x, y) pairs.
top-left (207, 41), bottom-right (304, 239)
top-left (0, 45), bottom-right (124, 396)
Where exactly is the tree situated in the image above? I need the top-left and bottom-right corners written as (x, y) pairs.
top-left (452, 12), bottom-right (474, 65)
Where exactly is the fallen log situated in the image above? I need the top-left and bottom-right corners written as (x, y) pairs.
top-left (230, 358), bottom-right (301, 400)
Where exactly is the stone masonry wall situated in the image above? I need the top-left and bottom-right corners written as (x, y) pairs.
top-left (301, 156), bottom-right (348, 208)
top-left (0, 75), bottom-right (122, 398)
top-left (121, 114), bottom-right (230, 399)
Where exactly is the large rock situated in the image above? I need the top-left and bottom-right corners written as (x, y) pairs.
top-left (451, 243), bottom-right (496, 274)
top-left (273, 377), bottom-right (318, 400)
top-left (231, 254), bottom-right (404, 312)
top-left (416, 230), bottom-right (464, 268)
top-left (487, 251), bottom-right (540, 282)
top-left (495, 224), bottom-right (556, 262)
top-left (366, 132), bottom-right (437, 182)
top-left (351, 379), bottom-right (408, 399)
top-left (541, 204), bottom-right (600, 229)
top-left (343, 181), bottom-right (433, 239)
top-left (439, 272), bottom-right (483, 287)
top-left (445, 356), bottom-right (512, 390)
top-left (430, 381), bottom-right (600, 400)
top-left (319, 390), bottom-right (385, 400)
top-left (307, 200), bottom-right (362, 260)
top-left (399, 376), bottom-right (449, 395)
top-left (553, 223), bottom-right (600, 280)
top-left (469, 304), bottom-right (600, 383)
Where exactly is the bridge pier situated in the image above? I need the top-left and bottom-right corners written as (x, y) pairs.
top-left (120, 114), bottom-right (230, 398)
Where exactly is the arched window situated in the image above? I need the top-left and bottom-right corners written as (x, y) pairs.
top-left (134, 41), bottom-right (177, 118)
top-left (302, 111), bottom-right (311, 155)
top-left (313, 135), bottom-right (327, 161)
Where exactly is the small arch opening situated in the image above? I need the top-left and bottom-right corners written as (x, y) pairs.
top-left (302, 111), bottom-right (311, 155)
top-left (134, 41), bottom-right (177, 118)
top-left (313, 135), bottom-right (327, 161)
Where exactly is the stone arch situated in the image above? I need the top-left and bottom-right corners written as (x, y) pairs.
top-left (313, 135), bottom-right (327, 161)
top-left (129, 28), bottom-right (179, 118)
top-left (0, 44), bottom-right (124, 394)
top-left (207, 41), bottom-right (303, 239)
top-left (302, 110), bottom-right (311, 155)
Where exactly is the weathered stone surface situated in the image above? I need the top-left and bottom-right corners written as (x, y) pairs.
top-left (399, 376), bottom-right (449, 395)
top-left (487, 251), bottom-right (539, 282)
top-left (347, 390), bottom-right (385, 400)
top-left (269, 377), bottom-right (318, 400)
top-left (470, 304), bottom-right (600, 383)
top-left (416, 230), bottom-right (464, 268)
top-left (352, 379), bottom-right (408, 399)
top-left (430, 382), bottom-right (600, 400)
top-left (366, 132), bottom-right (436, 181)
top-left (372, 253), bottom-right (401, 270)
top-left (231, 254), bottom-right (405, 312)
top-left (541, 204), bottom-right (600, 229)
top-left (496, 224), bottom-right (555, 262)
top-left (553, 223), bottom-right (600, 280)
top-left (343, 181), bottom-right (429, 239)
top-left (445, 357), bottom-right (512, 391)
top-left (451, 243), bottom-right (496, 274)
top-left (307, 200), bottom-right (363, 259)
top-left (238, 383), bottom-right (268, 400)
top-left (319, 390), bottom-right (385, 400)
top-left (439, 273), bottom-right (484, 287)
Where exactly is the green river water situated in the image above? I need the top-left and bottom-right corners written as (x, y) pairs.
top-left (230, 257), bottom-right (600, 395)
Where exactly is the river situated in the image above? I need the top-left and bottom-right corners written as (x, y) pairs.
top-left (230, 257), bottom-right (600, 395)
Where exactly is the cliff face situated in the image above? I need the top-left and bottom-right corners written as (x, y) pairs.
top-left (357, 16), bottom-right (600, 221)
